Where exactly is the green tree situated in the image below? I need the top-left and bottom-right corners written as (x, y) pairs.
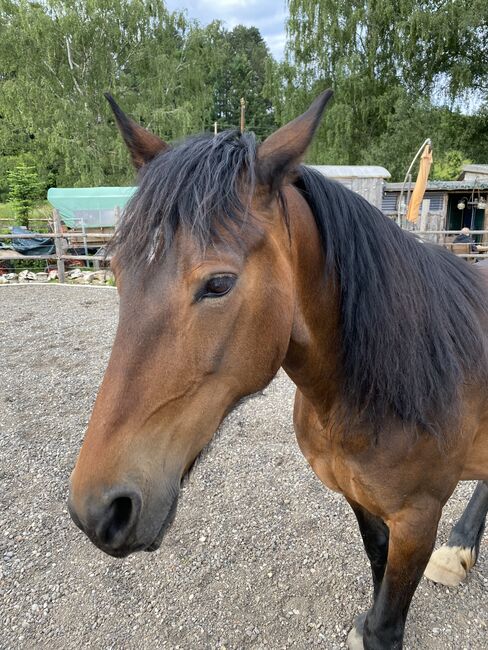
top-left (207, 24), bottom-right (277, 137)
top-left (283, 0), bottom-right (488, 178)
top-left (0, 1), bottom-right (216, 188)
top-left (431, 151), bottom-right (472, 181)
top-left (0, 3), bottom-right (278, 191)
top-left (7, 162), bottom-right (42, 226)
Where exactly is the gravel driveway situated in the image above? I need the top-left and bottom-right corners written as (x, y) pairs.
top-left (0, 285), bottom-right (486, 650)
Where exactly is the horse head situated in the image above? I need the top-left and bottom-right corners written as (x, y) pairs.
top-left (68, 91), bottom-right (333, 556)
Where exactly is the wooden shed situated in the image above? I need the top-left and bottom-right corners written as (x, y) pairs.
top-left (308, 165), bottom-right (391, 208)
top-left (382, 177), bottom-right (488, 240)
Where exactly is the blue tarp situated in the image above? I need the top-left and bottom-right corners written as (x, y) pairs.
top-left (10, 226), bottom-right (55, 256)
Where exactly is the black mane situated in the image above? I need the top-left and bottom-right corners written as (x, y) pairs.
top-left (297, 166), bottom-right (488, 435)
top-left (112, 130), bottom-right (488, 435)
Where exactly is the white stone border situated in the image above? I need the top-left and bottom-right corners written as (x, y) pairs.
top-left (0, 282), bottom-right (117, 290)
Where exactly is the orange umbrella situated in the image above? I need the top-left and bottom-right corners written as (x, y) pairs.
top-left (406, 144), bottom-right (433, 223)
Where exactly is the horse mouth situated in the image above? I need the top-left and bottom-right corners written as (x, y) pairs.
top-left (145, 494), bottom-right (179, 552)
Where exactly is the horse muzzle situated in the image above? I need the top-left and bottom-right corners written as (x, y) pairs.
top-left (68, 483), bottom-right (179, 558)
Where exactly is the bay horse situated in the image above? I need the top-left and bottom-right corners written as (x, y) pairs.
top-left (68, 91), bottom-right (488, 649)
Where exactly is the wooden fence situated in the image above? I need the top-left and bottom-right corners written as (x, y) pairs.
top-left (0, 209), bottom-right (113, 282)
top-left (2, 219), bottom-right (488, 283)
top-left (413, 230), bottom-right (488, 259)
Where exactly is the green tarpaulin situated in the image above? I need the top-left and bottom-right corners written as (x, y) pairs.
top-left (47, 187), bottom-right (136, 228)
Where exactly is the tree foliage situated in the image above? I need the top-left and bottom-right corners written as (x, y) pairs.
top-left (7, 162), bottom-right (42, 225)
top-left (431, 150), bottom-right (472, 181)
top-left (0, 1), bottom-right (275, 196)
top-left (209, 25), bottom-right (277, 136)
top-left (283, 0), bottom-right (488, 178)
top-left (0, 0), bottom-right (487, 194)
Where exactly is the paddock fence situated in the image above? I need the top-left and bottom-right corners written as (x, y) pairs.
top-left (0, 209), bottom-right (115, 282)
top-left (2, 216), bottom-right (488, 283)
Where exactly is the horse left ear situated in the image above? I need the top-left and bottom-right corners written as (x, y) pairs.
top-left (256, 89), bottom-right (333, 192)
top-left (104, 93), bottom-right (169, 170)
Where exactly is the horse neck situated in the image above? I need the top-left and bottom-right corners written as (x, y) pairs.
top-left (281, 185), bottom-right (342, 409)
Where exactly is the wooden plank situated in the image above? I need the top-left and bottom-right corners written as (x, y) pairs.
top-left (61, 255), bottom-right (108, 261)
top-left (0, 233), bottom-right (60, 240)
top-left (0, 254), bottom-right (56, 260)
top-left (52, 209), bottom-right (66, 283)
top-left (0, 254), bottom-right (108, 261)
top-left (0, 232), bottom-right (113, 240)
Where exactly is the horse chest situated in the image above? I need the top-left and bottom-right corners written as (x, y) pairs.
top-left (292, 390), bottom-right (357, 496)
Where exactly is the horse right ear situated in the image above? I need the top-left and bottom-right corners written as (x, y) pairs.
top-left (256, 89), bottom-right (333, 193)
top-left (104, 93), bottom-right (169, 170)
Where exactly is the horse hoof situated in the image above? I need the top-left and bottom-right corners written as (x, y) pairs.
top-left (347, 612), bottom-right (367, 650)
top-left (424, 544), bottom-right (476, 587)
top-left (347, 626), bottom-right (364, 650)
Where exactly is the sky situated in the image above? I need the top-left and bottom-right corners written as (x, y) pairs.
top-left (164, 0), bottom-right (288, 60)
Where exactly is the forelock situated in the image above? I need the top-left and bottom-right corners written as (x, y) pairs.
top-left (109, 130), bottom-right (259, 268)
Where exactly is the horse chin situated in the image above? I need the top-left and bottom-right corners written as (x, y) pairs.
top-left (144, 494), bottom-right (179, 552)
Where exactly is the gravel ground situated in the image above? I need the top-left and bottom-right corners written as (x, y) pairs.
top-left (0, 285), bottom-right (486, 650)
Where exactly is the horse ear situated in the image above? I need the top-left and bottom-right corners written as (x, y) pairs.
top-left (256, 89), bottom-right (333, 192)
top-left (104, 93), bottom-right (169, 170)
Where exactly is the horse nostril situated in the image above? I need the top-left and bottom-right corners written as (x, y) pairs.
top-left (105, 496), bottom-right (132, 541)
top-left (96, 490), bottom-right (142, 549)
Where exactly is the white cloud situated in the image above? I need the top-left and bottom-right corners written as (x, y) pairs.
top-left (166, 0), bottom-right (287, 59)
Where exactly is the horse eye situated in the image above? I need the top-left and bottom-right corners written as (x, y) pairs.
top-left (199, 275), bottom-right (236, 300)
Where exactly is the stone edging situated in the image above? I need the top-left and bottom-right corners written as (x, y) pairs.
top-left (0, 282), bottom-right (117, 290)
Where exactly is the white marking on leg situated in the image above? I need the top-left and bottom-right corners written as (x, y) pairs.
top-left (424, 545), bottom-right (476, 587)
top-left (347, 625), bottom-right (364, 650)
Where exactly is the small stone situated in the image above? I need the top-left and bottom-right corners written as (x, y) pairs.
top-left (18, 270), bottom-right (37, 282)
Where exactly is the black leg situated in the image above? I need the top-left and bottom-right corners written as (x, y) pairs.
top-left (360, 501), bottom-right (441, 650)
top-left (424, 480), bottom-right (488, 586)
top-left (447, 480), bottom-right (488, 557)
top-left (347, 499), bottom-right (389, 600)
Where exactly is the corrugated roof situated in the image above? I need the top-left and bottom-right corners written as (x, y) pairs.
top-left (385, 180), bottom-right (488, 192)
top-left (308, 165), bottom-right (391, 179)
top-left (462, 164), bottom-right (488, 175)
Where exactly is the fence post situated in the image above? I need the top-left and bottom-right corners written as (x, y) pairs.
top-left (240, 97), bottom-right (246, 133)
top-left (52, 209), bottom-right (66, 283)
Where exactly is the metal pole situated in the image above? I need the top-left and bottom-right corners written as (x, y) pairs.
top-left (52, 209), bottom-right (65, 283)
top-left (214, 121), bottom-right (218, 136)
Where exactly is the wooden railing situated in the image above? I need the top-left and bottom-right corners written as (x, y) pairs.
top-left (2, 222), bottom-right (488, 283)
top-left (413, 230), bottom-right (488, 259)
top-left (0, 209), bottom-right (113, 282)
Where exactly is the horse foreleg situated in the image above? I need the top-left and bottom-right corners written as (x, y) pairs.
top-left (424, 480), bottom-right (488, 587)
top-left (348, 501), bottom-right (441, 650)
top-left (346, 500), bottom-right (389, 650)
top-left (347, 499), bottom-right (389, 598)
